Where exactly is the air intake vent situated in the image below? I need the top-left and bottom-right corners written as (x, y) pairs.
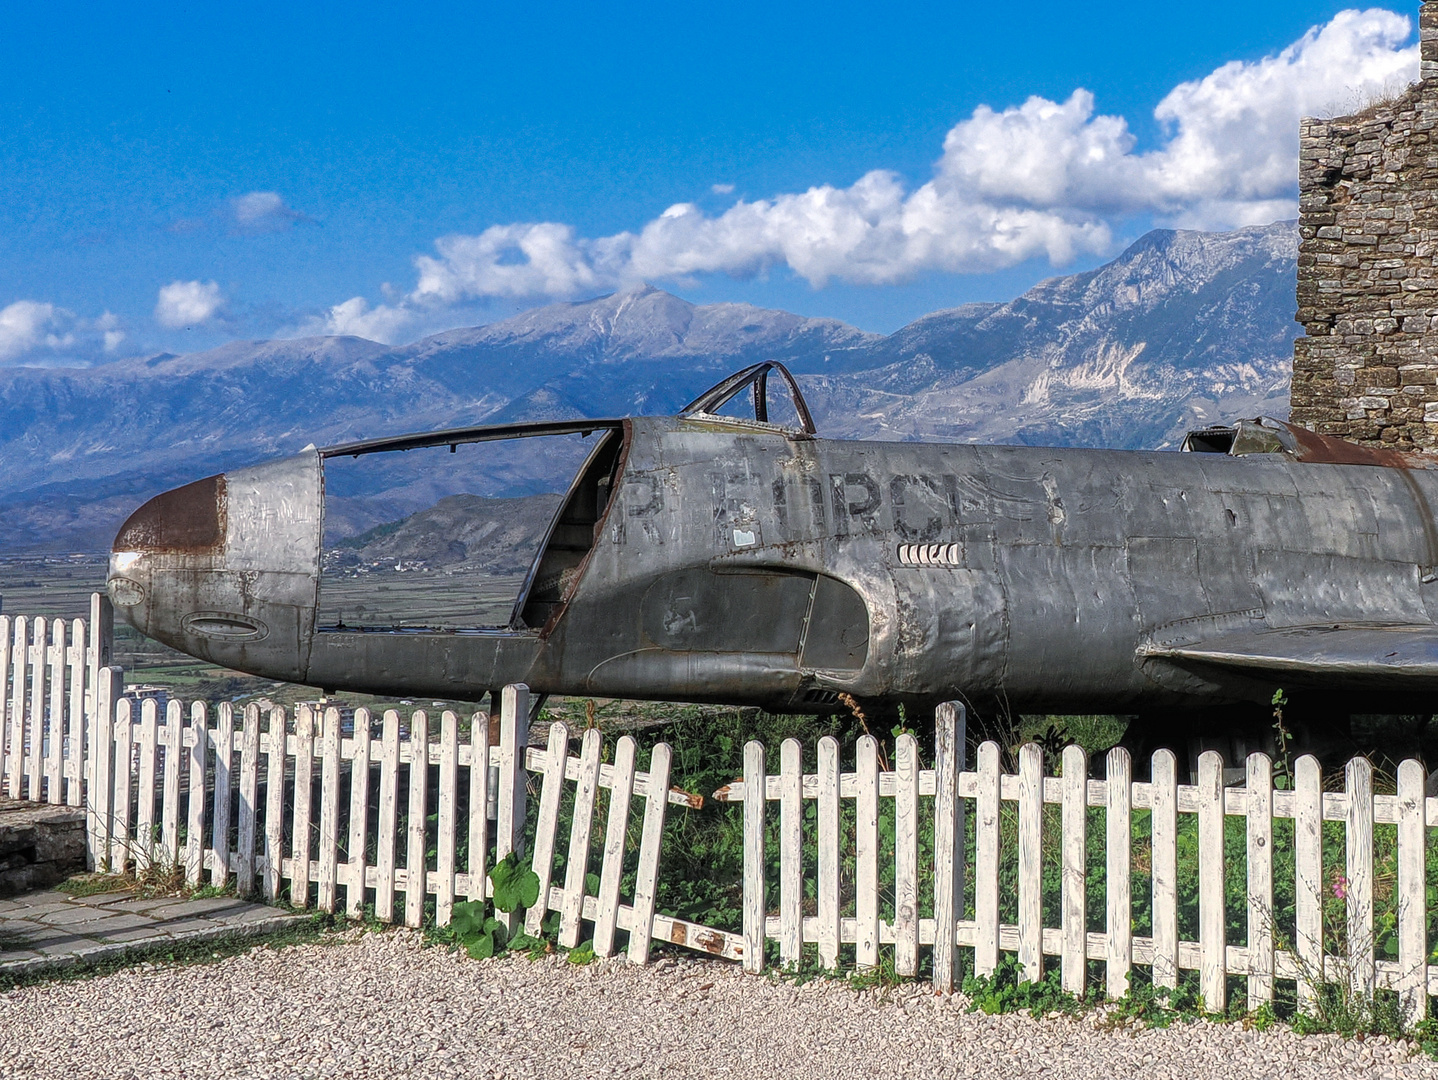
top-left (803, 688), bottom-right (841, 706)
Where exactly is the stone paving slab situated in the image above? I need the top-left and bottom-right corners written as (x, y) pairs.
top-left (0, 884), bottom-right (307, 978)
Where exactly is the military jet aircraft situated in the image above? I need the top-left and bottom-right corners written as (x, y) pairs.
top-left (106, 361), bottom-right (1438, 740)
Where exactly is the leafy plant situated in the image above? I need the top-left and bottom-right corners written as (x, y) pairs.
top-left (447, 853), bottom-right (542, 960)
top-left (961, 955), bottom-right (1081, 1017)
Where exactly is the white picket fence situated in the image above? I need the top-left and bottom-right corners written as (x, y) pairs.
top-left (0, 594), bottom-right (113, 806)
top-left (85, 678), bottom-right (729, 964)
top-left (716, 705), bottom-right (1438, 1021)
top-left (4, 595), bottom-right (1437, 1011)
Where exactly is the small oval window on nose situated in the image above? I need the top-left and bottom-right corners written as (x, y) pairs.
top-left (182, 611), bottom-right (268, 641)
top-left (114, 475), bottom-right (226, 554)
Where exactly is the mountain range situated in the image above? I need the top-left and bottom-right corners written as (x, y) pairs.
top-left (0, 220), bottom-right (1299, 553)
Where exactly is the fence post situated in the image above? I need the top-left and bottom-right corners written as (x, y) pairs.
top-left (1246, 752), bottom-right (1274, 1007)
top-left (7, 617), bottom-right (26, 800)
top-left (1150, 749), bottom-right (1178, 989)
top-left (1347, 756), bottom-right (1375, 999)
top-left (778, 737), bottom-right (803, 968)
top-left (186, 702), bottom-right (208, 887)
top-left (1060, 744), bottom-right (1088, 995)
top-left (742, 739), bottom-right (766, 973)
top-left (627, 742), bottom-right (672, 965)
top-left (1198, 749), bottom-right (1227, 1013)
top-left (894, 732), bottom-right (920, 977)
top-left (86, 592), bottom-right (113, 734)
top-left (1294, 754), bottom-right (1323, 1006)
top-left (817, 735), bottom-right (841, 970)
top-left (87, 666), bottom-right (121, 871)
top-left (854, 734), bottom-right (880, 972)
top-left (559, 726), bottom-right (603, 948)
top-left (1105, 746), bottom-right (1132, 999)
top-left (932, 701), bottom-right (963, 993)
top-left (1397, 758), bottom-right (1428, 1027)
top-left (494, 684), bottom-right (530, 935)
top-left (1017, 741), bottom-right (1044, 983)
top-left (0, 615), bottom-right (9, 796)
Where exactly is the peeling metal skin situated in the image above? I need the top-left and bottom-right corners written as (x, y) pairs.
top-left (106, 364), bottom-right (1438, 719)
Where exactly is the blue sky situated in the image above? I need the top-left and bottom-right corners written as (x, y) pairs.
top-left (0, 2), bottom-right (1422, 361)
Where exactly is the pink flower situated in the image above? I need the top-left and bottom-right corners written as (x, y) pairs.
top-left (1332, 875), bottom-right (1349, 900)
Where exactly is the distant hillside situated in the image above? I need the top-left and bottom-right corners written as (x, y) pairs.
top-left (0, 222), bottom-right (1298, 552)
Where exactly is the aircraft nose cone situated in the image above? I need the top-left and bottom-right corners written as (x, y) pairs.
top-left (107, 474), bottom-right (226, 610)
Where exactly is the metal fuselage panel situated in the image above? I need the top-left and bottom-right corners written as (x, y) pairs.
top-left (110, 416), bottom-right (1438, 713)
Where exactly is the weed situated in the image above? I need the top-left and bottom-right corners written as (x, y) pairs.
top-left (961, 955), bottom-right (1081, 1017)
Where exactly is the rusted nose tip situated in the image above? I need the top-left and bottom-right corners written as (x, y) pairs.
top-left (112, 474), bottom-right (227, 555)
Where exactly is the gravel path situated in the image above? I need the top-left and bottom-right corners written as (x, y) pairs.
top-left (0, 929), bottom-right (1434, 1079)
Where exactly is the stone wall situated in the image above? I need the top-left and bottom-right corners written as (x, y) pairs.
top-left (1290, 1), bottom-right (1438, 448)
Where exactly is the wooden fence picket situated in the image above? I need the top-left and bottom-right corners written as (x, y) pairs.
top-left (494, 686), bottom-right (528, 936)
top-left (186, 703), bottom-right (207, 886)
top-left (317, 706), bottom-right (341, 914)
top-left (525, 720), bottom-right (569, 936)
top-left (854, 735), bottom-right (880, 972)
top-left (464, 710), bottom-right (489, 908)
top-left (291, 705), bottom-right (315, 908)
top-left (236, 704), bottom-right (260, 896)
top-left (1017, 741), bottom-right (1043, 983)
top-left (26, 617), bottom-right (45, 800)
top-left (1150, 748), bottom-right (1178, 989)
top-left (6, 616), bottom-right (24, 800)
top-left (1198, 750), bottom-right (1227, 1012)
top-left (931, 703), bottom-right (962, 994)
top-left (375, 709), bottom-right (400, 921)
top-left (558, 727), bottom-right (602, 948)
top-left (434, 710), bottom-right (459, 927)
top-left (263, 707), bottom-right (287, 903)
top-left (1295, 754), bottom-right (1323, 1005)
top-left (161, 700), bottom-right (183, 867)
top-left (45, 618), bottom-right (64, 803)
top-left (0, 615), bottom-right (10, 794)
top-left (347, 708), bottom-right (373, 917)
top-left (974, 740), bottom-right (1001, 977)
top-left (778, 737), bottom-right (803, 968)
top-left (1246, 752), bottom-right (1274, 1006)
top-left (1347, 756), bottom-right (1375, 997)
top-left (593, 735), bottom-right (636, 958)
top-left (893, 733), bottom-right (919, 978)
top-left (1106, 746), bottom-right (1132, 999)
top-left (110, 698), bottom-right (132, 873)
top-left (88, 667), bottom-right (120, 870)
top-left (1060, 745), bottom-right (1087, 995)
top-left (134, 698), bottom-right (158, 872)
top-left (742, 739), bottom-right (766, 974)
top-left (817, 735), bottom-right (842, 970)
top-left (403, 712), bottom-right (429, 928)
top-left (65, 618), bottom-right (85, 807)
top-left (1397, 758), bottom-right (1427, 1026)
top-left (626, 742), bottom-right (671, 965)
top-left (211, 703), bottom-right (234, 889)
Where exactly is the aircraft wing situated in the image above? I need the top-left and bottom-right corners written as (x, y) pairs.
top-left (1142, 625), bottom-right (1438, 685)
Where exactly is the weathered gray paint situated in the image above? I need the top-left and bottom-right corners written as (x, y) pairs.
top-left (106, 374), bottom-right (1438, 717)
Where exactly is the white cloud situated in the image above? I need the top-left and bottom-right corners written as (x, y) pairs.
top-left (155, 280), bottom-right (224, 328)
top-left (0, 302), bottom-right (128, 365)
top-left (0, 301), bottom-right (63, 361)
top-left (711, 183), bottom-right (735, 195)
top-left (232, 190), bottom-right (306, 231)
top-left (310, 297), bottom-right (416, 343)
top-left (377, 8), bottom-right (1415, 308)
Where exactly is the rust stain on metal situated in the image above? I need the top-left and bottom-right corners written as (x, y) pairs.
top-left (113, 474), bottom-right (227, 554)
top-left (1283, 423), bottom-right (1437, 469)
